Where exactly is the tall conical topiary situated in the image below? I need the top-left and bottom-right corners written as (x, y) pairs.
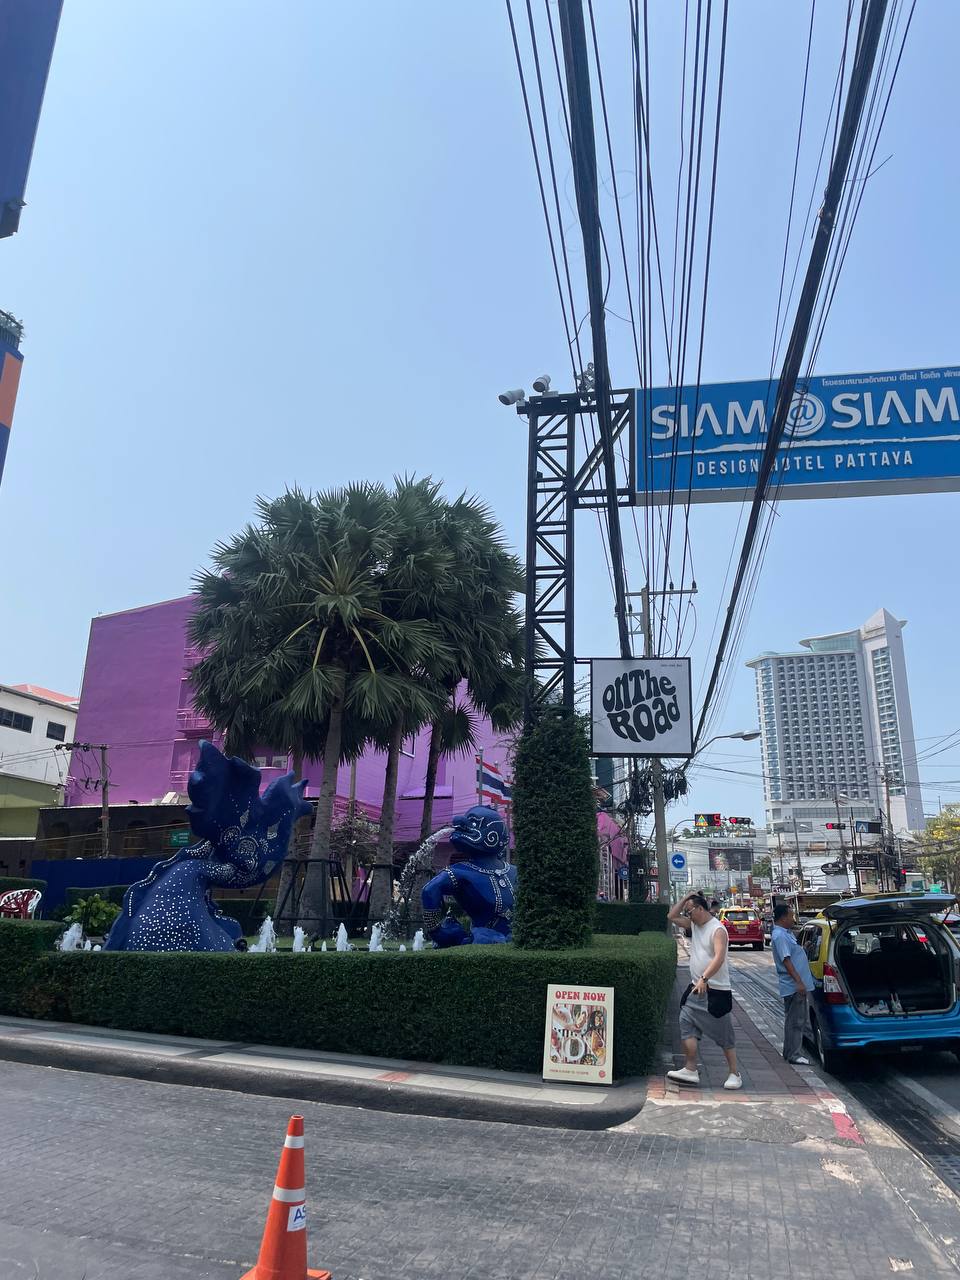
top-left (512, 709), bottom-right (599, 949)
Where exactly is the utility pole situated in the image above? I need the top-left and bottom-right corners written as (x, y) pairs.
top-left (791, 816), bottom-right (805, 892)
top-left (476, 749), bottom-right (484, 807)
top-left (776, 831), bottom-right (786, 887)
top-left (99, 743), bottom-right (110, 859)
top-left (639, 583), bottom-right (697, 904)
top-left (831, 784), bottom-right (848, 874)
top-left (58, 742), bottom-right (110, 858)
top-left (849, 805), bottom-right (862, 895)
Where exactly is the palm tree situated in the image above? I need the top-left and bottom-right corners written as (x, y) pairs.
top-left (413, 493), bottom-right (526, 840)
top-left (189, 483), bottom-right (453, 934)
top-left (364, 477), bottom-right (458, 921)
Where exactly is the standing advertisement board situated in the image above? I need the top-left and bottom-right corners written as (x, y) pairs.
top-left (590, 657), bottom-right (693, 757)
top-left (543, 984), bottom-right (614, 1085)
top-left (639, 365), bottom-right (960, 504)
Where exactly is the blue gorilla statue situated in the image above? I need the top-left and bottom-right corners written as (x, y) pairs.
top-left (105, 741), bottom-right (310, 952)
top-left (420, 805), bottom-right (516, 947)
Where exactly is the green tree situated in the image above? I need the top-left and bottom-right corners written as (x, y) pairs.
top-left (917, 805), bottom-right (960, 890)
top-left (512, 709), bottom-right (600, 949)
top-left (190, 484), bottom-right (452, 932)
top-left (413, 492), bottom-right (525, 841)
top-left (752, 855), bottom-right (773, 882)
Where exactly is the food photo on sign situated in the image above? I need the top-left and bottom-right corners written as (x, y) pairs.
top-left (590, 657), bottom-right (693, 757)
top-left (542, 985), bottom-right (615, 1084)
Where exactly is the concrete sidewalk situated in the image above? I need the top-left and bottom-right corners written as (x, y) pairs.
top-left (0, 1013), bottom-right (646, 1130)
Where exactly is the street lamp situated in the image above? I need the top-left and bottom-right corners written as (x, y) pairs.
top-left (696, 729), bottom-right (760, 753)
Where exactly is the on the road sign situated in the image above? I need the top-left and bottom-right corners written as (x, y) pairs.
top-left (670, 852), bottom-right (686, 870)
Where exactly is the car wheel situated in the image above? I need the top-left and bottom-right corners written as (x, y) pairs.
top-left (753, 941), bottom-right (764, 951)
top-left (813, 1016), bottom-right (844, 1076)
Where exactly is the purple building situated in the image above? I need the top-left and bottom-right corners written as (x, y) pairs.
top-left (66, 595), bottom-right (515, 841)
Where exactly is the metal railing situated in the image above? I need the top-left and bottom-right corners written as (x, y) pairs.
top-left (266, 857), bottom-right (400, 943)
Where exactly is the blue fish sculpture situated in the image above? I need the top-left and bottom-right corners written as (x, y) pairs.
top-left (105, 741), bottom-right (310, 952)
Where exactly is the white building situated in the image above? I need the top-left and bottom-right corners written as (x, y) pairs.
top-left (0, 684), bottom-right (78, 785)
top-left (747, 609), bottom-right (924, 848)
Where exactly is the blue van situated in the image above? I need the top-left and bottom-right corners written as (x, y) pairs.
top-left (798, 894), bottom-right (960, 1073)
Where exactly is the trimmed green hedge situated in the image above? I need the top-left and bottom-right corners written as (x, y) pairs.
top-left (0, 877), bottom-right (46, 895)
top-left (0, 920), bottom-right (63, 1012)
top-left (594, 901), bottom-right (669, 934)
top-left (0, 922), bottom-right (676, 1077)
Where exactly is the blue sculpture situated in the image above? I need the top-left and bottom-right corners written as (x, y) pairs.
top-left (105, 741), bottom-right (310, 952)
top-left (420, 805), bottom-right (516, 947)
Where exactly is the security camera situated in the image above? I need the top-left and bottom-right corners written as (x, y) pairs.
top-left (498, 389), bottom-right (526, 406)
top-left (532, 374), bottom-right (551, 394)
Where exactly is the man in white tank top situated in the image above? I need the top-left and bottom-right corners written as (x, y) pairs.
top-left (665, 892), bottom-right (742, 1089)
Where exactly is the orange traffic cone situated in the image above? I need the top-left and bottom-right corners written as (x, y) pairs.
top-left (240, 1115), bottom-right (332, 1280)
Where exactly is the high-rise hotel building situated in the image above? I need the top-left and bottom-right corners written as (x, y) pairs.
top-left (747, 609), bottom-right (924, 842)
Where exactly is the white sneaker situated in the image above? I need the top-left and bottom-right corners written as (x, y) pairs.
top-left (666, 1066), bottom-right (701, 1086)
top-left (723, 1072), bottom-right (743, 1090)
top-left (789, 1055), bottom-right (810, 1066)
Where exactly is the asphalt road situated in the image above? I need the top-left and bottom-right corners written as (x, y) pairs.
top-left (729, 947), bottom-right (960, 1190)
top-left (3, 1056), bottom-right (957, 1280)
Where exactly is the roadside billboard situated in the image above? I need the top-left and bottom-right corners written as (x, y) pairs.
top-left (708, 845), bottom-right (753, 873)
top-left (638, 365), bottom-right (960, 504)
top-left (589, 657), bottom-right (693, 757)
top-left (0, 0), bottom-right (64, 237)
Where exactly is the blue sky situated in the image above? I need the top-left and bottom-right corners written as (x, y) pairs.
top-left (2, 0), bottom-right (958, 829)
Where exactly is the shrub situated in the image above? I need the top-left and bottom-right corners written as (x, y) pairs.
top-left (0, 919), bottom-right (64, 1016)
top-left (594, 901), bottom-right (669, 934)
top-left (513, 710), bottom-right (599, 949)
top-left (0, 926), bottom-right (676, 1077)
top-left (64, 894), bottom-right (122, 935)
top-left (0, 877), bottom-right (46, 895)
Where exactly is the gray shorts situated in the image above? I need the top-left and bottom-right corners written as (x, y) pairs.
top-left (678, 989), bottom-right (736, 1050)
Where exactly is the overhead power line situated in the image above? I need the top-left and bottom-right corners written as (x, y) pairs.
top-left (693, 0), bottom-right (894, 751)
top-left (557, 0), bottom-right (632, 659)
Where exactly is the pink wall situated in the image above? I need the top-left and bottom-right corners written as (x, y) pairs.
top-left (66, 595), bottom-right (515, 838)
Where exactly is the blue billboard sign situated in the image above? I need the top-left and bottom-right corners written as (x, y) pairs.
top-left (638, 365), bottom-right (960, 503)
top-left (0, 0), bottom-right (64, 237)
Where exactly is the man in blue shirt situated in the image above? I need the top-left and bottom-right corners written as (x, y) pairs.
top-left (771, 901), bottom-right (815, 1064)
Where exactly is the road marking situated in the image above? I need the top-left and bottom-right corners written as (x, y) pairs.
top-left (886, 1070), bottom-right (960, 1134)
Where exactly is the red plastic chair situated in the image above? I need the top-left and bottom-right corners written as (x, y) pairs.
top-left (0, 888), bottom-right (42, 919)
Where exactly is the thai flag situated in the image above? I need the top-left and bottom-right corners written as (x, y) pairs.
top-left (476, 756), bottom-right (512, 806)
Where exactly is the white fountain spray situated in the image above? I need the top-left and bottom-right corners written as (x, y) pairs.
top-left (369, 922), bottom-right (384, 952)
top-left (384, 826), bottom-right (453, 941)
top-left (249, 915), bottom-right (277, 953)
top-left (83, 939), bottom-right (92, 951)
top-left (56, 923), bottom-right (83, 951)
top-left (336, 922), bottom-right (351, 952)
top-left (320, 940), bottom-right (328, 952)
top-left (412, 929), bottom-right (426, 951)
top-left (398, 944), bottom-right (407, 952)
top-left (292, 925), bottom-right (306, 953)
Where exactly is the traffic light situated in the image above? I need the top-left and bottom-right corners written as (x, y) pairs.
top-left (694, 812), bottom-right (722, 829)
top-left (728, 816), bottom-right (753, 826)
top-left (825, 822), bottom-right (846, 830)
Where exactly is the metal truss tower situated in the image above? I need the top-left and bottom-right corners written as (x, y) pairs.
top-left (519, 388), bottom-right (635, 714)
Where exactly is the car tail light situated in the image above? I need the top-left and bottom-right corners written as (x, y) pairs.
top-left (823, 964), bottom-right (848, 1005)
